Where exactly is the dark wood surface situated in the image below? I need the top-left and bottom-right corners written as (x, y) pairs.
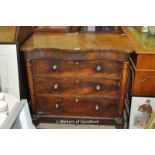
top-left (33, 26), bottom-right (69, 33)
top-left (15, 26), bottom-right (33, 45)
top-left (32, 58), bottom-right (123, 78)
top-left (20, 32), bottom-right (133, 128)
top-left (34, 77), bottom-right (120, 96)
top-left (37, 95), bottom-right (118, 117)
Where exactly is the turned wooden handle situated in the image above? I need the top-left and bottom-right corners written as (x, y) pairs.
top-left (75, 98), bottom-right (79, 103)
top-left (96, 84), bottom-right (101, 90)
top-left (54, 103), bottom-right (60, 109)
top-left (53, 84), bottom-right (59, 90)
top-left (95, 105), bottom-right (99, 111)
top-left (96, 65), bottom-right (102, 72)
top-left (52, 64), bottom-right (58, 71)
top-left (75, 61), bottom-right (79, 65)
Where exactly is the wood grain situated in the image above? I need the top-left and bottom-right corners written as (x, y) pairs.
top-left (33, 26), bottom-right (68, 33)
top-left (32, 58), bottom-right (123, 78)
top-left (37, 95), bottom-right (118, 117)
top-left (34, 77), bottom-right (120, 96)
top-left (20, 32), bottom-right (133, 52)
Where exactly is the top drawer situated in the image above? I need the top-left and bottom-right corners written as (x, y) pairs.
top-left (32, 59), bottom-right (123, 78)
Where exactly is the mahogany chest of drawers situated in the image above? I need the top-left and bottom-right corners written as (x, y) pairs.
top-left (20, 32), bottom-right (133, 128)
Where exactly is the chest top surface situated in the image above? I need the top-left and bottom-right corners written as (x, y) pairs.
top-left (20, 32), bottom-right (133, 52)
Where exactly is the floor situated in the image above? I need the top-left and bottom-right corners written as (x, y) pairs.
top-left (36, 123), bottom-right (116, 129)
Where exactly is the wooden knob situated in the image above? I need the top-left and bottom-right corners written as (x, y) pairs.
top-left (53, 84), bottom-right (58, 90)
top-left (52, 64), bottom-right (57, 71)
top-left (75, 61), bottom-right (79, 65)
top-left (96, 65), bottom-right (102, 72)
top-left (75, 98), bottom-right (79, 103)
top-left (96, 84), bottom-right (101, 91)
top-left (95, 105), bottom-right (99, 111)
top-left (54, 103), bottom-right (60, 109)
top-left (75, 80), bottom-right (79, 83)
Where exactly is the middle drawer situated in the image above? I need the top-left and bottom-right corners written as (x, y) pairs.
top-left (34, 77), bottom-right (120, 96)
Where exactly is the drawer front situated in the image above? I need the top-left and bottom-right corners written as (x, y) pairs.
top-left (32, 59), bottom-right (123, 78)
top-left (133, 71), bottom-right (155, 96)
top-left (37, 95), bottom-right (118, 117)
top-left (34, 77), bottom-right (120, 97)
top-left (136, 54), bottom-right (155, 70)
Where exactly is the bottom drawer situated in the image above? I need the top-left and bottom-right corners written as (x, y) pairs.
top-left (37, 95), bottom-right (118, 117)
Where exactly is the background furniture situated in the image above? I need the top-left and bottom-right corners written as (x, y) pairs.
top-left (72, 26), bottom-right (122, 32)
top-left (0, 93), bottom-right (34, 129)
top-left (0, 26), bottom-right (32, 45)
top-left (0, 28), bottom-right (34, 128)
top-left (0, 44), bottom-right (20, 99)
top-left (122, 26), bottom-right (155, 127)
top-left (33, 26), bottom-right (69, 33)
top-left (11, 100), bottom-right (35, 129)
top-left (20, 32), bottom-right (133, 128)
top-left (123, 27), bottom-right (155, 97)
top-left (0, 27), bottom-right (33, 99)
